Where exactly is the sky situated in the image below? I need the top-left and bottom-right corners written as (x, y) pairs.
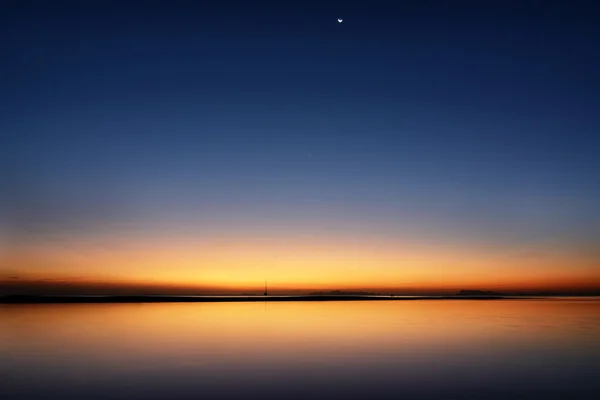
top-left (1, 0), bottom-right (600, 295)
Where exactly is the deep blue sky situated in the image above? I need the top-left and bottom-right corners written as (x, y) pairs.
top-left (2, 1), bottom-right (600, 288)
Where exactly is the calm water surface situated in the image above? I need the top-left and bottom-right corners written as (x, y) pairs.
top-left (1, 299), bottom-right (599, 399)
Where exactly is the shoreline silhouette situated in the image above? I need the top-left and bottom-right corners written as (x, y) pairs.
top-left (0, 294), bottom-right (533, 304)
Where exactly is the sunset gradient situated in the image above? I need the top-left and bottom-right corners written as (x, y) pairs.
top-left (1, 2), bottom-right (599, 295)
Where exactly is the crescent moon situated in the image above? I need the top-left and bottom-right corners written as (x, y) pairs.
top-left (338, 18), bottom-right (343, 23)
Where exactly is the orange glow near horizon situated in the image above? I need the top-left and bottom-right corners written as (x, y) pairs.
top-left (2, 230), bottom-right (599, 294)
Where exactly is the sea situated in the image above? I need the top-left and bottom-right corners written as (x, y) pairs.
top-left (1, 298), bottom-right (599, 399)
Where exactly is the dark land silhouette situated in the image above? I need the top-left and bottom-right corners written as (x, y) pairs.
top-left (310, 290), bottom-right (380, 295)
top-left (1, 294), bottom-right (516, 303)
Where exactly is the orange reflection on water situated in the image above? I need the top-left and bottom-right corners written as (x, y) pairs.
top-left (2, 299), bottom-right (599, 369)
top-left (2, 299), bottom-right (600, 400)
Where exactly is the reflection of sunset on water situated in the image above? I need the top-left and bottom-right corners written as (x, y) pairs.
top-left (2, 300), bottom-right (599, 365)
top-left (2, 300), bottom-right (599, 399)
